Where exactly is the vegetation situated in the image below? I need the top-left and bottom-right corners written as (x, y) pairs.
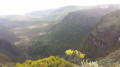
top-left (65, 49), bottom-right (85, 58)
top-left (34, 6), bottom-right (118, 58)
top-left (0, 38), bottom-right (20, 62)
top-left (77, 10), bottom-right (120, 59)
top-left (1, 4), bottom-right (120, 67)
top-left (81, 60), bottom-right (100, 67)
top-left (65, 49), bottom-right (85, 64)
top-left (15, 56), bottom-right (73, 67)
top-left (28, 6), bottom-right (114, 60)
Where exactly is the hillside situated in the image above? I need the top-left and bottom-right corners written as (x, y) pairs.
top-left (44, 5), bottom-right (120, 55)
top-left (0, 38), bottom-right (19, 62)
top-left (0, 24), bottom-right (19, 43)
top-left (49, 4), bottom-right (120, 42)
top-left (77, 10), bottom-right (120, 60)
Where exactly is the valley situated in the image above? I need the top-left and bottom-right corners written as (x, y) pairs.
top-left (0, 4), bottom-right (120, 67)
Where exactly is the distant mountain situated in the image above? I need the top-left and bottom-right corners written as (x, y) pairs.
top-left (77, 10), bottom-right (120, 60)
top-left (28, 5), bottom-right (79, 16)
top-left (26, 5), bottom-right (82, 21)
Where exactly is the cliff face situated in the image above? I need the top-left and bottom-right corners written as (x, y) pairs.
top-left (78, 10), bottom-right (120, 59)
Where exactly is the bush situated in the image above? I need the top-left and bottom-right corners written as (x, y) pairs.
top-left (15, 56), bottom-right (73, 67)
top-left (65, 49), bottom-right (85, 59)
top-left (65, 49), bottom-right (85, 64)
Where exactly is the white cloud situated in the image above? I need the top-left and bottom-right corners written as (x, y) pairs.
top-left (0, 0), bottom-right (119, 15)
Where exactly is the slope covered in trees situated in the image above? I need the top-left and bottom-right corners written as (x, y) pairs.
top-left (0, 38), bottom-right (20, 62)
top-left (77, 10), bottom-right (120, 60)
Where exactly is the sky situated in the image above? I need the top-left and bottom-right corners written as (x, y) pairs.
top-left (0, 0), bottom-right (119, 15)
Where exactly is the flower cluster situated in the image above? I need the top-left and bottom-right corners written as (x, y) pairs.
top-left (65, 49), bottom-right (85, 59)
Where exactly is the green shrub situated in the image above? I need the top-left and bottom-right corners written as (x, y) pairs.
top-left (15, 56), bottom-right (73, 67)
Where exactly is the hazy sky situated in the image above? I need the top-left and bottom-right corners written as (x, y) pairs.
top-left (0, 0), bottom-right (119, 15)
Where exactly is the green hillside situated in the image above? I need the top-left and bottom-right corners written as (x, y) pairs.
top-left (77, 10), bottom-right (120, 60)
top-left (0, 38), bottom-right (20, 62)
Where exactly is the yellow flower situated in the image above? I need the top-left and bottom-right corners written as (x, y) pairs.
top-left (65, 49), bottom-right (85, 59)
top-left (65, 49), bottom-right (74, 55)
